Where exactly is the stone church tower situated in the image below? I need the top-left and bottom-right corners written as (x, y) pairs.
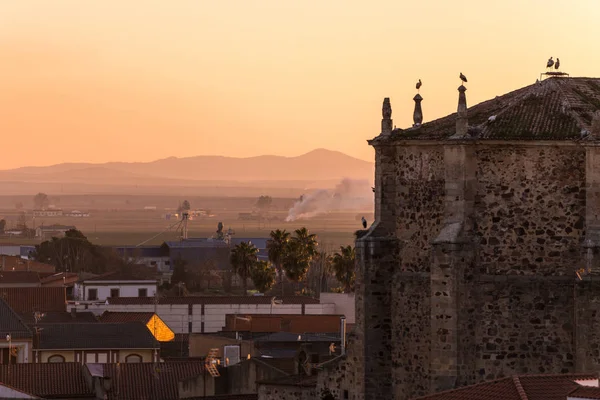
top-left (318, 77), bottom-right (600, 400)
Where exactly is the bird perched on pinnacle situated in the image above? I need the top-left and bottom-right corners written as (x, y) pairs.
top-left (555, 58), bottom-right (560, 70)
top-left (361, 216), bottom-right (367, 229)
top-left (460, 72), bottom-right (467, 84)
top-left (547, 57), bottom-right (554, 69)
top-left (416, 79), bottom-right (422, 91)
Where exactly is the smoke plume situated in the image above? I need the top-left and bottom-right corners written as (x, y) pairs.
top-left (285, 178), bottom-right (373, 222)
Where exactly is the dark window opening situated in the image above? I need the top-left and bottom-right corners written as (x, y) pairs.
top-left (138, 288), bottom-right (148, 297)
top-left (88, 289), bottom-right (98, 301)
top-left (110, 288), bottom-right (120, 298)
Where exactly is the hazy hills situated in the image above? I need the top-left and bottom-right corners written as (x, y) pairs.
top-left (0, 149), bottom-right (374, 196)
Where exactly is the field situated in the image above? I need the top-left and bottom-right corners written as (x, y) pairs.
top-left (0, 195), bottom-right (374, 252)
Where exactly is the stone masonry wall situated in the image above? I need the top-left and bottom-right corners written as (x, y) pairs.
top-left (474, 146), bottom-right (586, 275)
top-left (258, 384), bottom-right (316, 400)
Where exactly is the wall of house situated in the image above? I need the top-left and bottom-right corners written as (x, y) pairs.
top-left (178, 373), bottom-right (216, 398)
top-left (117, 349), bottom-right (154, 363)
top-left (188, 334), bottom-right (255, 359)
top-left (318, 293), bottom-right (355, 324)
top-left (0, 341), bottom-right (32, 363)
top-left (72, 303), bottom-right (336, 334)
top-left (37, 349), bottom-right (154, 363)
top-left (74, 283), bottom-right (157, 301)
top-left (38, 350), bottom-right (75, 363)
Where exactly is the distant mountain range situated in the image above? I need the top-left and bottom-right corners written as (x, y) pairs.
top-left (0, 149), bottom-right (374, 195)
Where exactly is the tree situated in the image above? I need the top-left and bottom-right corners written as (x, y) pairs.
top-left (171, 256), bottom-right (188, 286)
top-left (230, 241), bottom-right (259, 295)
top-left (267, 229), bottom-right (291, 296)
top-left (33, 193), bottom-right (50, 209)
top-left (178, 200), bottom-right (191, 212)
top-left (283, 239), bottom-right (311, 285)
top-left (332, 245), bottom-right (356, 293)
top-left (293, 227), bottom-right (318, 261)
top-left (256, 196), bottom-right (273, 212)
top-left (251, 260), bottom-right (276, 293)
top-left (0, 219), bottom-right (5, 233)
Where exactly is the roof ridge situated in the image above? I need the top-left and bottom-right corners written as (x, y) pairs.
top-left (410, 377), bottom-right (514, 399)
top-left (512, 376), bottom-right (529, 400)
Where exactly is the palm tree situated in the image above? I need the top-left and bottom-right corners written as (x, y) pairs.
top-left (267, 229), bottom-right (291, 296)
top-left (293, 227), bottom-right (318, 261)
top-left (332, 245), bottom-right (356, 293)
top-left (230, 241), bottom-right (259, 295)
top-left (283, 240), bottom-right (311, 286)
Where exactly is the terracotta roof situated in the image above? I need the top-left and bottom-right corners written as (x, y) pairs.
top-left (37, 322), bottom-right (157, 350)
top-left (387, 77), bottom-right (600, 141)
top-left (412, 373), bottom-right (599, 400)
top-left (0, 255), bottom-right (55, 273)
top-left (0, 287), bottom-right (66, 313)
top-left (19, 311), bottom-right (97, 325)
top-left (0, 271), bottom-right (40, 285)
top-left (0, 298), bottom-right (32, 339)
top-left (101, 361), bottom-right (205, 400)
top-left (98, 311), bottom-right (155, 324)
top-left (108, 295), bottom-right (320, 305)
top-left (568, 386), bottom-right (600, 399)
top-left (0, 363), bottom-right (94, 398)
top-left (39, 272), bottom-right (78, 284)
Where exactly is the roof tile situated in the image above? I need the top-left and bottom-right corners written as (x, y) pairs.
top-left (0, 363), bottom-right (93, 398)
top-left (108, 295), bottom-right (319, 305)
top-left (0, 298), bottom-right (32, 339)
top-left (0, 287), bottom-right (66, 313)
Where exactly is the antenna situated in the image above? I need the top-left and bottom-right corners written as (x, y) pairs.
top-left (205, 348), bottom-right (221, 377)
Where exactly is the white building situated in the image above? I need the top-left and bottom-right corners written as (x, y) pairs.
top-left (33, 209), bottom-right (63, 217)
top-left (69, 296), bottom-right (337, 334)
top-left (73, 271), bottom-right (158, 302)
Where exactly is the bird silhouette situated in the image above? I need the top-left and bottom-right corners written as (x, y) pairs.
top-left (460, 72), bottom-right (467, 84)
top-left (416, 79), bottom-right (422, 91)
top-left (361, 216), bottom-right (367, 229)
top-left (547, 57), bottom-right (554, 69)
top-left (555, 58), bottom-right (560, 70)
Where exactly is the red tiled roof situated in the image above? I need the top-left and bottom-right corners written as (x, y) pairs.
top-left (99, 311), bottom-right (155, 324)
top-left (0, 271), bottom-right (40, 284)
top-left (0, 363), bottom-right (94, 398)
top-left (0, 287), bottom-right (66, 313)
top-left (387, 77), bottom-right (600, 141)
top-left (0, 255), bottom-right (55, 273)
top-left (108, 295), bottom-right (320, 305)
top-left (0, 298), bottom-right (32, 339)
top-left (39, 272), bottom-right (78, 284)
top-left (412, 373), bottom-right (599, 400)
top-left (568, 386), bottom-right (600, 399)
top-left (102, 361), bottom-right (205, 400)
top-left (81, 269), bottom-right (157, 282)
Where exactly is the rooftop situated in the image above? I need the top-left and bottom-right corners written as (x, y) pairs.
top-left (79, 270), bottom-right (157, 282)
top-left (19, 311), bottom-right (97, 325)
top-left (107, 295), bottom-right (320, 305)
top-left (385, 77), bottom-right (600, 142)
top-left (0, 271), bottom-right (40, 285)
top-left (0, 287), bottom-right (67, 313)
top-left (0, 298), bottom-right (32, 339)
top-left (0, 363), bottom-right (93, 398)
top-left (98, 311), bottom-right (156, 324)
top-left (36, 322), bottom-right (157, 350)
top-left (412, 373), bottom-right (599, 400)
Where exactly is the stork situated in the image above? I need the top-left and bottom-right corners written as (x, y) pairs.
top-left (547, 57), bottom-right (554, 69)
top-left (460, 72), bottom-right (467, 84)
top-left (361, 216), bottom-right (367, 229)
top-left (416, 79), bottom-right (422, 92)
top-left (555, 58), bottom-right (560, 70)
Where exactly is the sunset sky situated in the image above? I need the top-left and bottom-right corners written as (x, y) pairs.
top-left (1, 0), bottom-right (599, 169)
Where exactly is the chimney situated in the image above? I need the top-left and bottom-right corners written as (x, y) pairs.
top-left (455, 85), bottom-right (468, 138)
top-left (381, 98), bottom-right (393, 135)
top-left (413, 94), bottom-right (423, 127)
top-left (340, 316), bottom-right (346, 355)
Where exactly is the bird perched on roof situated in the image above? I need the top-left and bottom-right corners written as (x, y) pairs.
top-left (416, 79), bottom-right (422, 91)
top-left (361, 216), bottom-right (367, 229)
top-left (547, 57), bottom-right (554, 69)
top-left (555, 58), bottom-right (560, 70)
top-left (460, 72), bottom-right (467, 84)
top-left (371, 186), bottom-right (375, 193)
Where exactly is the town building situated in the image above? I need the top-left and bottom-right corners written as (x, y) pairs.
top-left (98, 311), bottom-right (175, 342)
top-left (0, 271), bottom-right (41, 288)
top-left (0, 255), bottom-right (55, 274)
top-left (35, 224), bottom-right (76, 239)
top-left (32, 209), bottom-right (63, 217)
top-left (73, 271), bottom-right (158, 302)
top-left (0, 298), bottom-right (33, 364)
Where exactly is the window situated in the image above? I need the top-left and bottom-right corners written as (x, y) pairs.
top-left (125, 354), bottom-right (142, 363)
top-left (150, 261), bottom-right (157, 265)
top-left (48, 354), bottom-right (65, 363)
top-left (85, 353), bottom-right (96, 363)
top-left (110, 288), bottom-right (120, 298)
top-left (138, 288), bottom-right (148, 297)
top-left (88, 288), bottom-right (98, 301)
top-left (165, 261), bottom-right (171, 266)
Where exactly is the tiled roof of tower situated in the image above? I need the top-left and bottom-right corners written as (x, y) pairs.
top-left (411, 373), bottom-right (598, 400)
top-left (0, 363), bottom-right (94, 398)
top-left (387, 77), bottom-right (600, 141)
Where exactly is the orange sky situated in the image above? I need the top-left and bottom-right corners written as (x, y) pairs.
top-left (1, 0), bottom-right (599, 169)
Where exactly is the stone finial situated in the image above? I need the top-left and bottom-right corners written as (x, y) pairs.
top-left (381, 97), bottom-right (393, 135)
top-left (413, 94), bottom-right (423, 127)
top-left (455, 85), bottom-right (468, 138)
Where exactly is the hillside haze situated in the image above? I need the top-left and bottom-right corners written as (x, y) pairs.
top-left (0, 149), bottom-right (374, 196)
